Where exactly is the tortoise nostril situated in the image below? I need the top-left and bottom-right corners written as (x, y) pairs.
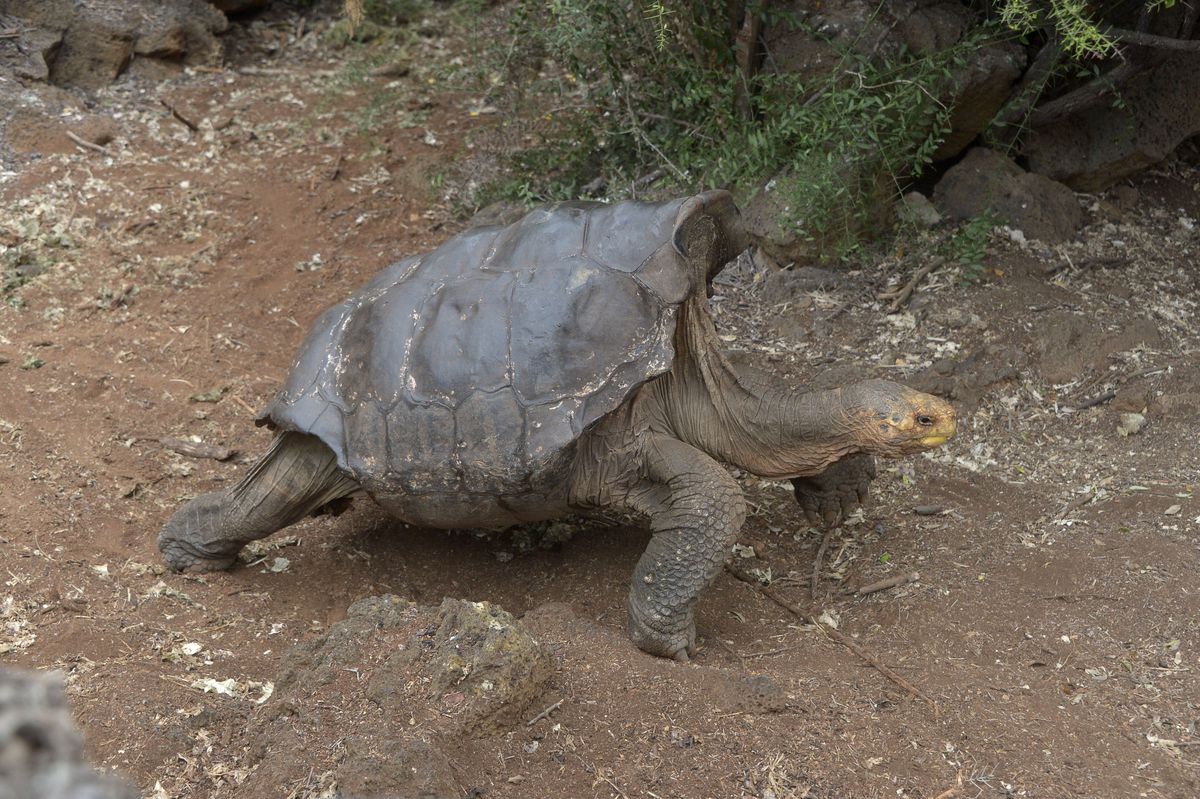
top-left (917, 415), bottom-right (934, 427)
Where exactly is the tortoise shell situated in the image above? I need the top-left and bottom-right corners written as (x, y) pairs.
top-left (258, 196), bottom-right (703, 498)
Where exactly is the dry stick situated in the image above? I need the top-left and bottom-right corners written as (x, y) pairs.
top-left (850, 570), bottom-right (920, 597)
top-left (601, 775), bottom-right (630, 799)
top-left (1055, 490), bottom-right (1095, 520)
top-left (732, 4), bottom-right (764, 120)
top-left (880, 257), bottom-right (943, 314)
top-left (1071, 363), bottom-right (1169, 407)
top-left (1070, 390), bottom-right (1116, 411)
top-left (1107, 27), bottom-right (1200, 51)
top-left (160, 99), bottom-right (200, 133)
top-left (1030, 60), bottom-right (1147, 128)
top-left (238, 66), bottom-right (336, 77)
top-left (525, 699), bottom-right (563, 726)
top-left (743, 644), bottom-right (802, 658)
top-left (989, 34), bottom-right (1061, 145)
top-left (725, 564), bottom-right (939, 714)
top-left (65, 131), bottom-right (111, 155)
top-left (810, 526), bottom-right (835, 601)
top-left (158, 436), bottom-right (235, 462)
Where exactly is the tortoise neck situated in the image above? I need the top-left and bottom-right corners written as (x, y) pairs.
top-left (652, 297), bottom-right (861, 478)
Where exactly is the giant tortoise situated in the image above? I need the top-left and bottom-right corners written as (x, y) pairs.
top-left (159, 191), bottom-right (956, 660)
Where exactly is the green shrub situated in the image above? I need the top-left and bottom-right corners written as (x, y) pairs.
top-left (480, 1), bottom-right (979, 258)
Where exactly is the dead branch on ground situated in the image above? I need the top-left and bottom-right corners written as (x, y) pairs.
top-left (725, 563), bottom-right (939, 714)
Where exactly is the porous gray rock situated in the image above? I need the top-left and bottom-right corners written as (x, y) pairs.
top-left (762, 266), bottom-right (843, 305)
top-left (934, 147), bottom-right (1082, 243)
top-left (335, 737), bottom-right (459, 799)
top-left (898, 191), bottom-right (942, 228)
top-left (0, 0), bottom-right (228, 89)
top-left (913, 344), bottom-right (1025, 406)
top-left (368, 598), bottom-right (553, 735)
top-left (275, 594), bottom-right (419, 693)
top-left (1025, 53), bottom-right (1200, 191)
top-left (272, 594), bottom-right (551, 739)
top-left (0, 667), bottom-right (137, 799)
top-left (933, 41), bottom-right (1026, 161)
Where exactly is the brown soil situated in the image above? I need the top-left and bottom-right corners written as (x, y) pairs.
top-left (2, 7), bottom-right (1198, 799)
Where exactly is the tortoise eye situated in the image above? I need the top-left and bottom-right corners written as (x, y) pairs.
top-left (916, 414), bottom-right (934, 427)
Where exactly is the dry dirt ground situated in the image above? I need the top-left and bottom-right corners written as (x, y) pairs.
top-left (1, 7), bottom-right (1199, 799)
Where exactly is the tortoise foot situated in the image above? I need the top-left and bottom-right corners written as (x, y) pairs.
top-left (157, 491), bottom-right (243, 573)
top-left (627, 601), bottom-right (696, 662)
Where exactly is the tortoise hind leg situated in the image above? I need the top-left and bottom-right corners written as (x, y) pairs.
top-left (158, 431), bottom-right (361, 572)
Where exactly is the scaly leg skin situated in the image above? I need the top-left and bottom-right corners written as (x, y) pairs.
top-left (158, 431), bottom-right (361, 573)
top-left (791, 453), bottom-right (876, 528)
top-left (625, 438), bottom-right (747, 661)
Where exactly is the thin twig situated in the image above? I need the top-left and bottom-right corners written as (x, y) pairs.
top-left (160, 99), bottom-right (199, 133)
top-left (238, 66), bottom-right (338, 77)
top-left (1107, 27), bottom-right (1200, 51)
top-left (1055, 491), bottom-right (1095, 520)
top-left (601, 774), bottom-right (629, 799)
top-left (1069, 390), bottom-right (1116, 411)
top-left (725, 564), bottom-right (939, 714)
top-left (157, 436), bottom-right (235, 461)
top-left (65, 131), bottom-right (111, 155)
top-left (879, 257), bottom-right (943, 313)
top-left (814, 617), bottom-right (939, 714)
top-left (848, 570), bottom-right (920, 597)
top-left (988, 33), bottom-right (1061, 146)
top-left (743, 644), bottom-right (802, 658)
top-left (622, 89), bottom-right (688, 182)
top-left (633, 167), bottom-right (665, 189)
top-left (1071, 363), bottom-right (1169, 406)
top-left (525, 699), bottom-right (563, 726)
top-left (811, 527), bottom-right (835, 600)
top-left (846, 70), bottom-right (948, 110)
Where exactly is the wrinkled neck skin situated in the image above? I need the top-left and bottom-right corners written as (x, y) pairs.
top-left (641, 296), bottom-right (864, 479)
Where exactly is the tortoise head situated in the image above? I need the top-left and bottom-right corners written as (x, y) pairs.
top-left (840, 380), bottom-right (957, 457)
top-left (671, 190), bottom-right (749, 294)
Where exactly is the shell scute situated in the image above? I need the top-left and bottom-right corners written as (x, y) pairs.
top-left (407, 273), bottom-right (514, 406)
top-left (510, 256), bottom-right (659, 405)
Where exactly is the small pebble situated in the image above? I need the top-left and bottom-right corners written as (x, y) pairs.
top-left (1116, 412), bottom-right (1146, 437)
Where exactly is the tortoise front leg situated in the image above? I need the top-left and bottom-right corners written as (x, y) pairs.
top-left (158, 431), bottom-right (361, 572)
top-left (624, 438), bottom-right (747, 661)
